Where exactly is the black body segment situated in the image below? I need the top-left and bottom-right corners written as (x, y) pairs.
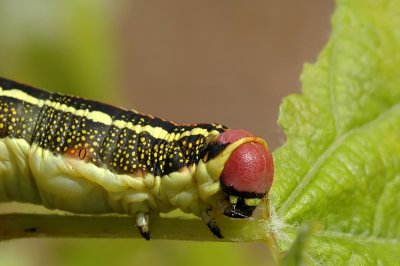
top-left (0, 78), bottom-right (227, 177)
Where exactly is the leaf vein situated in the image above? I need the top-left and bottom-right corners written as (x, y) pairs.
top-left (276, 102), bottom-right (400, 218)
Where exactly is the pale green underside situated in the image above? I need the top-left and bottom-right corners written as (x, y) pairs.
top-left (0, 137), bottom-right (225, 217)
top-left (0, 134), bottom-right (258, 222)
top-left (269, 0), bottom-right (400, 264)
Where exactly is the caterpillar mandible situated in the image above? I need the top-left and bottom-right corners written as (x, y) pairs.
top-left (0, 77), bottom-right (274, 240)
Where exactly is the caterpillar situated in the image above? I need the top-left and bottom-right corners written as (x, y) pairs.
top-left (0, 77), bottom-right (274, 240)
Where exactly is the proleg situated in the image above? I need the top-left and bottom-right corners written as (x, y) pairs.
top-left (0, 77), bottom-right (274, 239)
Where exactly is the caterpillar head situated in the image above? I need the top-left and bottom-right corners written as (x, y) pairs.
top-left (216, 129), bottom-right (274, 218)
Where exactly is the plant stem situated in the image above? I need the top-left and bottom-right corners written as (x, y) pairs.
top-left (0, 213), bottom-right (273, 242)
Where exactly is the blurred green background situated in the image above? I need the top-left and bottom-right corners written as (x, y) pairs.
top-left (0, 0), bottom-right (333, 265)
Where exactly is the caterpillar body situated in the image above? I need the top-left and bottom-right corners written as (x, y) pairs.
top-left (0, 77), bottom-right (274, 240)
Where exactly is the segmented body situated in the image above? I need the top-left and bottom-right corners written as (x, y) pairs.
top-left (0, 78), bottom-right (228, 217)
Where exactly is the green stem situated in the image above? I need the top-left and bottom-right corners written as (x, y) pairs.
top-left (0, 213), bottom-right (273, 242)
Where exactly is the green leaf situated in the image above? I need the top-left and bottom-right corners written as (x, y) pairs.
top-left (270, 0), bottom-right (400, 264)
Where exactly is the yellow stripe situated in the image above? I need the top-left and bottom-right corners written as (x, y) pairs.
top-left (0, 87), bottom-right (221, 140)
top-left (0, 88), bottom-right (113, 124)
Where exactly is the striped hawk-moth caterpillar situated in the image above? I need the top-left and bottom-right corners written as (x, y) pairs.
top-left (0, 77), bottom-right (274, 240)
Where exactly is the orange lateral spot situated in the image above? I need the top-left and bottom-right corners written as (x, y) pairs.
top-left (64, 143), bottom-right (92, 161)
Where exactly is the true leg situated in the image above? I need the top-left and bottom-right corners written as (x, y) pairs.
top-left (136, 212), bottom-right (150, 240)
top-left (201, 208), bottom-right (223, 238)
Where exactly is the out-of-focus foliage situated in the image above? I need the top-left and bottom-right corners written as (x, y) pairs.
top-left (0, 1), bottom-right (274, 265)
top-left (0, 0), bottom-right (117, 100)
top-left (0, 238), bottom-right (271, 266)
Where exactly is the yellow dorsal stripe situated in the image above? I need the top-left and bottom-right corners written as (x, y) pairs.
top-left (0, 87), bottom-right (220, 140)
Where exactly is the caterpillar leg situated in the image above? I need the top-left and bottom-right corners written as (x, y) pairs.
top-left (201, 208), bottom-right (223, 238)
top-left (136, 212), bottom-right (150, 240)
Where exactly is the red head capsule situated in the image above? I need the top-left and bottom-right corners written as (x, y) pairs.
top-left (217, 129), bottom-right (274, 196)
